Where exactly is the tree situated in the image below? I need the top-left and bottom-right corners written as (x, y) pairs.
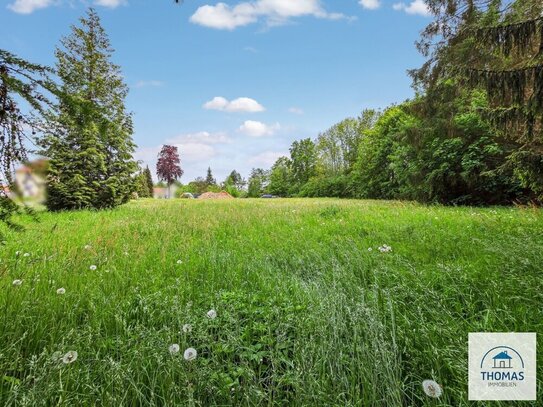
top-left (289, 138), bottom-right (317, 191)
top-left (0, 50), bottom-right (52, 237)
top-left (156, 145), bottom-right (183, 198)
top-left (42, 9), bottom-right (137, 210)
top-left (268, 157), bottom-right (292, 197)
top-left (134, 170), bottom-right (150, 198)
top-left (205, 167), bottom-right (216, 187)
top-left (144, 166), bottom-right (154, 197)
top-left (224, 169), bottom-right (244, 189)
top-left (247, 168), bottom-right (269, 197)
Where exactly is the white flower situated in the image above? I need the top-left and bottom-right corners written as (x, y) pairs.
top-left (12, 279), bottom-right (23, 286)
top-left (182, 324), bottom-right (192, 333)
top-left (89, 265), bottom-right (97, 271)
top-left (422, 379), bottom-right (442, 398)
top-left (62, 350), bottom-right (78, 364)
top-left (176, 260), bottom-right (183, 265)
top-left (378, 244), bottom-right (392, 253)
top-left (169, 344), bottom-right (180, 354)
top-left (206, 309), bottom-right (217, 319)
top-left (184, 347), bottom-right (197, 361)
top-left (367, 247), bottom-right (373, 252)
top-left (23, 253), bottom-right (30, 257)
top-left (56, 288), bottom-right (66, 295)
top-left (84, 245), bottom-right (91, 250)
top-left (15, 251), bottom-right (21, 256)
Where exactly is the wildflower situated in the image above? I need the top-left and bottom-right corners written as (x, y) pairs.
top-left (23, 253), bottom-right (30, 257)
top-left (378, 244), bottom-right (392, 253)
top-left (84, 245), bottom-right (91, 250)
top-left (12, 279), bottom-right (23, 286)
top-left (57, 288), bottom-right (66, 295)
top-left (206, 309), bottom-right (217, 319)
top-left (62, 351), bottom-right (78, 364)
top-left (367, 247), bottom-right (373, 252)
top-left (184, 347), bottom-right (197, 361)
top-left (422, 379), bottom-right (442, 398)
top-left (89, 265), bottom-right (97, 271)
top-left (169, 344), bottom-right (180, 354)
top-left (176, 260), bottom-right (183, 265)
top-left (182, 324), bottom-right (192, 333)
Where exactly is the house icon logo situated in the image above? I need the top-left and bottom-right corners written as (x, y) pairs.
top-left (492, 350), bottom-right (513, 369)
top-left (468, 333), bottom-right (536, 401)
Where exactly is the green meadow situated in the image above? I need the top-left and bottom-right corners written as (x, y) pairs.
top-left (1, 199), bottom-right (541, 406)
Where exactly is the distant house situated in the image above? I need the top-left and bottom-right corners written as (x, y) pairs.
top-left (493, 351), bottom-right (512, 369)
top-left (153, 184), bottom-right (178, 199)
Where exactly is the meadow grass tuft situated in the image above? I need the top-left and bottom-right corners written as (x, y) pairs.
top-left (0, 199), bottom-right (541, 406)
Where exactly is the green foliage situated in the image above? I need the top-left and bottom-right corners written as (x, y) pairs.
top-left (42, 9), bottom-right (136, 211)
top-left (247, 168), bottom-right (269, 197)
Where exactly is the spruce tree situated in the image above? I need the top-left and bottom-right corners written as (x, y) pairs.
top-left (144, 166), bottom-right (154, 197)
top-left (205, 167), bottom-right (216, 187)
top-left (42, 8), bottom-right (136, 210)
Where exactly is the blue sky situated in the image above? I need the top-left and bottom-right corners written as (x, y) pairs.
top-left (1, 0), bottom-right (431, 182)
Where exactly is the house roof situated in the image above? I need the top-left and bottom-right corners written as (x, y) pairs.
top-left (493, 351), bottom-right (512, 360)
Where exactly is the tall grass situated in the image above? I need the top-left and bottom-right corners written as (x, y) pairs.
top-left (0, 199), bottom-right (541, 406)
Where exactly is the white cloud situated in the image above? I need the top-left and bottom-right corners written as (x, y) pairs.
top-left (393, 0), bottom-right (430, 16)
top-left (7, 0), bottom-right (53, 14)
top-left (288, 107), bottom-right (304, 115)
top-left (134, 80), bottom-right (164, 88)
top-left (239, 120), bottom-right (279, 137)
top-left (190, 0), bottom-right (349, 30)
top-left (167, 131), bottom-right (231, 145)
top-left (249, 151), bottom-right (288, 166)
top-left (359, 0), bottom-right (380, 10)
top-left (204, 96), bottom-right (265, 113)
top-left (94, 0), bottom-right (126, 8)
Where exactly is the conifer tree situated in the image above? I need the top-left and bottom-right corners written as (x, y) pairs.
top-left (42, 8), bottom-right (136, 210)
top-left (144, 166), bottom-right (154, 197)
top-left (205, 167), bottom-right (216, 187)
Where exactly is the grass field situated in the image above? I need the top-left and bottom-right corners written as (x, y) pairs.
top-left (0, 199), bottom-right (541, 406)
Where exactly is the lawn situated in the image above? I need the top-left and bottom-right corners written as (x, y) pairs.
top-left (0, 199), bottom-right (541, 406)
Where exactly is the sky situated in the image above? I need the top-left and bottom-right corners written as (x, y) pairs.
top-left (1, 0), bottom-right (432, 183)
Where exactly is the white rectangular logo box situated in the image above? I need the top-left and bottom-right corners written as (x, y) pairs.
top-left (468, 333), bottom-right (537, 401)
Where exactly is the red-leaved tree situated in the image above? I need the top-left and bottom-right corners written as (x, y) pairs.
top-left (156, 145), bottom-right (183, 198)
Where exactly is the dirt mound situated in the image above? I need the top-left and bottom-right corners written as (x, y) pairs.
top-left (198, 191), bottom-right (234, 200)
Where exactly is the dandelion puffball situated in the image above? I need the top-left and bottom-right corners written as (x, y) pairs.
top-left (378, 244), bottom-right (392, 253)
top-left (23, 253), bottom-right (30, 257)
top-left (84, 245), bottom-right (91, 250)
top-left (62, 351), bottom-right (78, 364)
top-left (169, 344), bottom-right (180, 354)
top-left (89, 265), bottom-right (97, 271)
top-left (12, 279), bottom-right (22, 286)
top-left (182, 324), bottom-right (192, 333)
top-left (184, 347), bottom-right (197, 361)
top-left (206, 309), bottom-right (217, 319)
top-left (176, 260), bottom-right (183, 265)
top-left (15, 251), bottom-right (21, 256)
top-left (57, 288), bottom-right (66, 295)
top-left (422, 379), bottom-right (442, 398)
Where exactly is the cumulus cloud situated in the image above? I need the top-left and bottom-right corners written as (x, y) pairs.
top-left (167, 131), bottom-right (231, 145)
top-left (8, 0), bottom-right (126, 13)
top-left (7, 0), bottom-right (53, 14)
top-left (359, 0), bottom-right (380, 10)
top-left (249, 151), bottom-right (288, 166)
top-left (204, 96), bottom-right (265, 113)
top-left (392, 0), bottom-right (430, 16)
top-left (239, 120), bottom-right (279, 137)
top-left (94, 0), bottom-right (126, 8)
top-left (190, 0), bottom-right (349, 30)
top-left (288, 107), bottom-right (304, 115)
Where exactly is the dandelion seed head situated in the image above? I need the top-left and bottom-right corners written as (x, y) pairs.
top-left (422, 379), bottom-right (442, 398)
top-left (62, 351), bottom-right (78, 364)
top-left (12, 279), bottom-right (22, 286)
top-left (23, 253), bottom-right (30, 257)
top-left (176, 260), bottom-right (183, 265)
top-left (182, 324), bottom-right (192, 333)
top-left (89, 265), bottom-right (97, 271)
top-left (206, 309), bottom-right (217, 319)
top-left (169, 344), bottom-right (180, 354)
top-left (184, 347), bottom-right (197, 361)
top-left (84, 245), bottom-right (91, 250)
top-left (15, 251), bottom-right (21, 256)
top-left (57, 288), bottom-right (66, 295)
